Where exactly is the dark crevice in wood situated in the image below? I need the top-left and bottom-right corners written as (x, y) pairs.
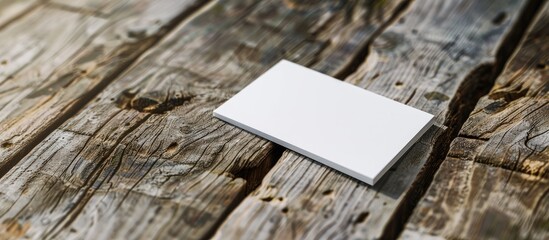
top-left (260, 196), bottom-right (274, 202)
top-left (0, 0), bottom-right (216, 181)
top-left (0, 141), bottom-right (13, 149)
top-left (201, 1), bottom-right (416, 237)
top-left (165, 142), bottom-right (178, 153)
top-left (488, 85), bottom-right (529, 102)
top-left (404, 89), bottom-right (417, 104)
top-left (232, 145), bottom-right (285, 195)
top-left (322, 189), bottom-right (334, 195)
top-left (492, 12), bottom-right (507, 25)
top-left (115, 89), bottom-right (196, 114)
top-left (456, 134), bottom-right (490, 141)
top-left (333, 0), bottom-right (412, 79)
top-left (198, 186), bottom-right (247, 240)
top-left (354, 211), bottom-right (370, 224)
top-left (0, 0), bottom-right (46, 30)
top-left (202, 145), bottom-right (284, 240)
top-left (383, 0), bottom-right (546, 239)
top-left (196, 0), bottom-right (419, 237)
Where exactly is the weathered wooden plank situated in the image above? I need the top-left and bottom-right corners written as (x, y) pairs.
top-left (213, 0), bottom-right (540, 239)
top-left (0, 0), bottom-right (210, 174)
top-left (402, 2), bottom-right (549, 239)
top-left (0, 0), bottom-right (405, 239)
top-left (403, 158), bottom-right (549, 240)
top-left (0, 0), bottom-right (41, 29)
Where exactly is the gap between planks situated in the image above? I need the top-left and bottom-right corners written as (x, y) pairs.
top-left (198, 2), bottom-right (415, 239)
top-left (382, 0), bottom-right (545, 238)
top-left (0, 0), bottom-right (543, 239)
top-left (201, 0), bottom-right (548, 239)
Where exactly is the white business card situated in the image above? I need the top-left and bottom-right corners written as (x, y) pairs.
top-left (213, 60), bottom-right (434, 185)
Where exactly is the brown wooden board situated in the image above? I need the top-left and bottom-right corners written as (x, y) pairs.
top-left (0, 0), bottom-right (210, 174)
top-left (212, 0), bottom-right (541, 239)
top-left (0, 0), bottom-right (405, 239)
top-left (402, 2), bottom-right (549, 239)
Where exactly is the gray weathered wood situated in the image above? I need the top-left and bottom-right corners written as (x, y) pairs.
top-left (0, 0), bottom-right (404, 239)
top-left (0, 0), bottom-right (41, 29)
top-left (0, 0), bottom-right (208, 174)
top-left (212, 0), bottom-right (539, 239)
top-left (401, 2), bottom-right (549, 239)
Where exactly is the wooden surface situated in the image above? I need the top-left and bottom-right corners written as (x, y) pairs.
top-left (402, 1), bottom-right (549, 239)
top-left (214, 0), bottom-right (542, 239)
top-left (0, 0), bottom-right (208, 173)
top-left (0, 0), bottom-right (546, 239)
top-left (0, 0), bottom-right (405, 238)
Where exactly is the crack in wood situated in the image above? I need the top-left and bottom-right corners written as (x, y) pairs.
top-left (2, 0), bottom-right (544, 238)
top-left (456, 134), bottom-right (490, 141)
top-left (206, 0), bottom-right (548, 238)
top-left (192, 1), bottom-right (418, 238)
top-left (382, 0), bottom-right (547, 239)
top-left (115, 88), bottom-right (196, 114)
top-left (201, 144), bottom-right (285, 240)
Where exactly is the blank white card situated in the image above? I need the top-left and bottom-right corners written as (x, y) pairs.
top-left (213, 60), bottom-right (434, 185)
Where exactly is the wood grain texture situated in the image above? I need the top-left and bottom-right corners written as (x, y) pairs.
top-left (402, 158), bottom-right (549, 240)
top-left (0, 0), bottom-right (42, 29)
top-left (0, 0), bottom-right (209, 174)
top-left (0, 0), bottom-right (404, 239)
top-left (213, 0), bottom-right (539, 239)
top-left (402, 2), bottom-right (549, 239)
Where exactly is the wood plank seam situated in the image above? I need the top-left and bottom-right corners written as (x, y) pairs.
top-left (0, 1), bottom-right (412, 238)
top-left (201, 145), bottom-right (286, 240)
top-left (200, 2), bottom-right (415, 237)
top-left (383, 0), bottom-right (546, 238)
top-left (211, 1), bottom-right (547, 239)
